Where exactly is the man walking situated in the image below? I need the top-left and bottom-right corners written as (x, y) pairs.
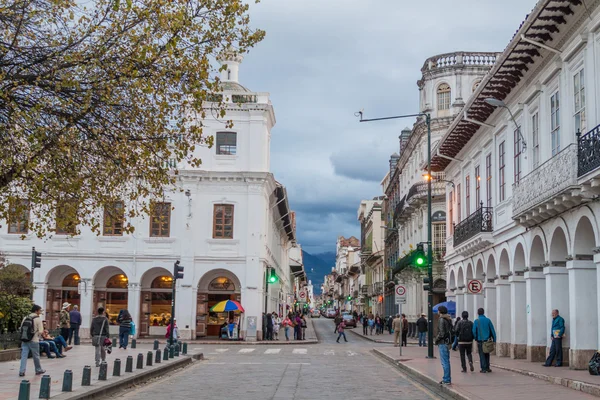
top-left (362, 314), bottom-right (369, 335)
top-left (401, 314), bottom-right (409, 347)
top-left (543, 309), bottom-right (565, 367)
top-left (336, 319), bottom-right (348, 343)
top-left (18, 304), bottom-right (45, 377)
top-left (417, 313), bottom-right (428, 347)
top-left (266, 312), bottom-right (273, 341)
top-left (91, 307), bottom-right (110, 367)
top-left (392, 314), bottom-right (402, 347)
top-left (334, 313), bottom-right (342, 334)
top-left (434, 305), bottom-right (453, 385)
top-left (456, 311), bottom-right (474, 372)
top-left (473, 308), bottom-right (496, 373)
top-left (69, 305), bottom-right (81, 345)
top-left (59, 302), bottom-right (71, 341)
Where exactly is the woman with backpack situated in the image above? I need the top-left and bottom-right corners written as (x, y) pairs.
top-left (456, 311), bottom-right (475, 373)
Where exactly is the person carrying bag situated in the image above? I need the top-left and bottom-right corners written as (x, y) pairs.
top-left (91, 307), bottom-right (110, 367)
top-left (472, 308), bottom-right (496, 373)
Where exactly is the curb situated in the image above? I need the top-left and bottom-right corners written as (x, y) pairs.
top-left (78, 340), bottom-right (318, 346)
top-left (51, 353), bottom-right (203, 400)
top-left (490, 362), bottom-right (600, 397)
top-left (372, 349), bottom-right (469, 400)
top-left (347, 328), bottom-right (418, 345)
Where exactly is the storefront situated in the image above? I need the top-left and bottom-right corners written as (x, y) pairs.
top-left (94, 269), bottom-right (129, 335)
top-left (45, 268), bottom-right (81, 329)
top-left (140, 275), bottom-right (173, 337)
top-left (196, 270), bottom-right (241, 338)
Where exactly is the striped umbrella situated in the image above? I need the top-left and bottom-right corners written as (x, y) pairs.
top-left (210, 300), bottom-right (245, 313)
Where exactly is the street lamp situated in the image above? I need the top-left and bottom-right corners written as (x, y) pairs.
top-left (484, 97), bottom-right (527, 150)
top-left (357, 110), bottom-right (435, 359)
top-left (422, 173), bottom-right (455, 188)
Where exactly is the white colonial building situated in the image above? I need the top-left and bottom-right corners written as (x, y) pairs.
top-left (433, 0), bottom-right (600, 368)
top-left (1, 54), bottom-right (305, 341)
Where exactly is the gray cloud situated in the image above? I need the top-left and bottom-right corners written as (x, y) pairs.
top-left (239, 0), bottom-right (536, 253)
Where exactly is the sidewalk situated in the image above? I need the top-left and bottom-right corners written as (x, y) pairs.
top-left (374, 345), bottom-right (598, 399)
top-left (0, 343), bottom-right (201, 400)
top-left (347, 322), bottom-right (418, 344)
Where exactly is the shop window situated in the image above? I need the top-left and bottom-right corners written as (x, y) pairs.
top-left (151, 276), bottom-right (173, 289)
top-left (62, 273), bottom-right (80, 287)
top-left (106, 274), bottom-right (128, 288)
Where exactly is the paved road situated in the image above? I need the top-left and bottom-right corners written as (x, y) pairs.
top-left (114, 318), bottom-right (447, 400)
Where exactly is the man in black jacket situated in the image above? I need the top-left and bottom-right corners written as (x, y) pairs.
top-left (90, 307), bottom-right (109, 367)
top-left (266, 313), bottom-right (274, 340)
top-left (416, 313), bottom-right (428, 347)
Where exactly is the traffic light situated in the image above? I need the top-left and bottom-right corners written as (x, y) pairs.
top-left (174, 260), bottom-right (184, 280)
top-left (268, 269), bottom-right (278, 284)
top-left (414, 243), bottom-right (426, 267)
top-left (423, 277), bottom-right (431, 292)
top-left (31, 248), bottom-right (41, 270)
top-left (347, 295), bottom-right (352, 301)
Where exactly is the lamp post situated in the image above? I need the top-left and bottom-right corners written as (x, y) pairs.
top-left (357, 111), bottom-right (434, 359)
top-left (485, 97), bottom-right (527, 150)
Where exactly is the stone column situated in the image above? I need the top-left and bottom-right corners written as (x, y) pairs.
top-left (462, 291), bottom-right (473, 319)
top-left (127, 282), bottom-right (141, 339)
top-left (509, 274), bottom-right (526, 359)
top-left (495, 277), bottom-right (511, 357)
top-left (242, 285), bottom-right (262, 342)
top-left (78, 280), bottom-right (94, 338)
top-left (455, 287), bottom-right (465, 318)
top-left (544, 266), bottom-right (570, 366)
top-left (567, 259), bottom-right (597, 369)
top-left (525, 268), bottom-right (547, 362)
top-left (472, 292), bottom-right (484, 320)
top-left (176, 283), bottom-right (195, 340)
top-left (483, 280), bottom-right (496, 326)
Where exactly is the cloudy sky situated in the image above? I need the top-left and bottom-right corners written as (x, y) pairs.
top-left (239, 0), bottom-right (536, 254)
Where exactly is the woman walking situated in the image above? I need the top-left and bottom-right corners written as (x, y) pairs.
top-left (117, 309), bottom-right (132, 349)
top-left (282, 314), bottom-right (292, 341)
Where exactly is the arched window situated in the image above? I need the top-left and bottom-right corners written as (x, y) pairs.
top-left (209, 277), bottom-right (235, 291)
top-left (106, 274), bottom-right (128, 289)
top-left (62, 273), bottom-right (80, 287)
top-left (437, 83), bottom-right (451, 110)
top-left (151, 276), bottom-right (173, 289)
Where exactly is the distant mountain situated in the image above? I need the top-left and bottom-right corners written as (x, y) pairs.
top-left (314, 251), bottom-right (336, 268)
top-left (302, 250), bottom-right (334, 294)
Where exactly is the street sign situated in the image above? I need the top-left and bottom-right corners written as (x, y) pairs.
top-left (395, 285), bottom-right (407, 304)
top-left (467, 279), bottom-right (483, 294)
top-left (299, 289), bottom-right (307, 303)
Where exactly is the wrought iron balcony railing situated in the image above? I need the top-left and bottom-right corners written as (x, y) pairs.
top-left (453, 205), bottom-right (493, 247)
top-left (374, 282), bottom-right (383, 294)
top-left (578, 124), bottom-right (600, 177)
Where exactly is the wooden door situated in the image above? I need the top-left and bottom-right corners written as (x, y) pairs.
top-left (196, 292), bottom-right (208, 337)
top-left (45, 289), bottom-right (60, 329)
top-left (140, 291), bottom-right (151, 337)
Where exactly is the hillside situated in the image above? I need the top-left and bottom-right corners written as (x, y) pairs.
top-left (302, 250), bottom-right (334, 294)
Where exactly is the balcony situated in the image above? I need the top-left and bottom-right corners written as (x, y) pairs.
top-left (513, 144), bottom-right (581, 226)
top-left (453, 206), bottom-right (493, 254)
top-left (578, 123), bottom-right (600, 177)
top-left (367, 284), bottom-right (374, 297)
top-left (360, 285), bottom-right (368, 294)
top-left (373, 282), bottom-right (383, 295)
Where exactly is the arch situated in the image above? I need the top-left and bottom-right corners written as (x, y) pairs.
top-left (530, 235), bottom-right (546, 267)
top-left (573, 215), bottom-right (597, 256)
top-left (475, 259), bottom-right (484, 280)
top-left (7, 263), bottom-right (29, 273)
top-left (45, 265), bottom-right (80, 288)
top-left (197, 268), bottom-right (242, 293)
top-left (549, 226), bottom-right (569, 264)
top-left (93, 266), bottom-right (128, 289)
top-left (466, 263), bottom-right (474, 281)
top-left (437, 82), bottom-right (451, 110)
top-left (449, 269), bottom-right (456, 289)
top-left (498, 249), bottom-right (510, 276)
top-left (485, 253), bottom-right (496, 279)
top-left (457, 266), bottom-right (465, 288)
top-left (472, 79), bottom-right (482, 93)
top-left (140, 267), bottom-right (173, 290)
top-left (44, 265), bottom-right (81, 329)
top-left (513, 242), bottom-right (526, 272)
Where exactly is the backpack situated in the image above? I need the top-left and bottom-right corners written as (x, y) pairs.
top-left (20, 315), bottom-right (38, 342)
top-left (458, 320), bottom-right (474, 342)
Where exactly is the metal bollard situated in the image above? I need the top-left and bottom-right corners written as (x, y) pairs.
top-left (131, 339), bottom-right (137, 349)
top-left (125, 356), bottom-right (133, 373)
top-left (81, 366), bottom-right (91, 386)
top-left (18, 380), bottom-right (30, 400)
top-left (62, 370), bottom-right (73, 392)
top-left (136, 353), bottom-right (144, 369)
top-left (163, 347), bottom-right (169, 361)
top-left (153, 339), bottom-right (159, 350)
top-left (174, 345), bottom-right (179, 357)
top-left (39, 375), bottom-right (51, 399)
top-left (182, 342), bottom-right (188, 355)
top-left (146, 351), bottom-right (153, 366)
top-left (113, 359), bottom-right (121, 376)
top-left (179, 342), bottom-right (183, 352)
top-left (98, 361), bottom-right (108, 381)
top-left (112, 337), bottom-right (118, 347)
top-left (169, 345), bottom-right (174, 359)
top-left (155, 349), bottom-right (161, 364)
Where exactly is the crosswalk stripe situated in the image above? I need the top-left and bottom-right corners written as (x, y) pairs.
top-left (238, 348), bottom-right (255, 353)
top-left (292, 348), bottom-right (307, 354)
top-left (346, 350), bottom-right (357, 356)
top-left (324, 350), bottom-right (334, 356)
top-left (264, 348), bottom-right (281, 354)
top-left (215, 349), bottom-right (229, 353)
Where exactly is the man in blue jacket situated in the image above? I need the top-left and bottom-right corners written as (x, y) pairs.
top-left (543, 309), bottom-right (565, 367)
top-left (472, 308), bottom-right (496, 373)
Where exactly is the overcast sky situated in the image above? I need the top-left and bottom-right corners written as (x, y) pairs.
top-left (239, 0), bottom-right (536, 254)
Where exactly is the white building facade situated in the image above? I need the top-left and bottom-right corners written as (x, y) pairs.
top-left (433, 0), bottom-right (600, 369)
top-left (1, 55), bottom-right (302, 341)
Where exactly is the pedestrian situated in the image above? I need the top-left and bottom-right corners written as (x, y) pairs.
top-left (452, 316), bottom-right (461, 351)
top-left (543, 309), bottom-right (565, 367)
top-left (336, 320), bottom-right (348, 343)
top-left (301, 314), bottom-right (307, 340)
top-left (262, 312), bottom-right (268, 341)
top-left (266, 312), bottom-right (274, 340)
top-left (282, 314), bottom-right (292, 341)
top-left (165, 318), bottom-right (180, 346)
top-left (472, 307), bottom-right (496, 373)
top-left (368, 316), bottom-right (375, 335)
top-left (273, 313), bottom-right (281, 340)
top-left (456, 311), bottom-right (474, 373)
top-left (117, 309), bottom-right (132, 349)
top-left (18, 304), bottom-right (45, 377)
top-left (388, 316), bottom-right (394, 334)
top-left (60, 302), bottom-right (71, 341)
top-left (90, 307), bottom-right (110, 367)
top-left (392, 314), bottom-right (402, 347)
top-left (417, 313), bottom-right (428, 347)
top-left (68, 305), bottom-right (81, 345)
top-left (434, 305), bottom-right (453, 385)
top-left (41, 320), bottom-right (71, 354)
top-left (334, 313), bottom-right (342, 333)
top-left (401, 314), bottom-right (409, 346)
top-left (362, 314), bottom-right (369, 335)
top-left (294, 313), bottom-right (302, 340)
top-left (375, 314), bottom-right (381, 335)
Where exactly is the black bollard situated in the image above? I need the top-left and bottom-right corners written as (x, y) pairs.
top-left (81, 366), bottom-right (91, 386)
top-left (113, 359), bottom-right (121, 376)
top-left (112, 337), bottom-right (118, 347)
top-left (62, 370), bottom-right (73, 392)
top-left (169, 345), bottom-right (174, 359)
top-left (153, 339), bottom-right (159, 350)
top-left (174, 345), bottom-right (179, 357)
top-left (155, 349), bottom-right (161, 364)
top-left (18, 380), bottom-right (30, 400)
top-left (39, 375), bottom-right (51, 399)
top-left (136, 353), bottom-right (144, 369)
top-left (163, 347), bottom-right (169, 361)
top-left (131, 338), bottom-right (137, 349)
top-left (125, 356), bottom-right (133, 373)
top-left (98, 361), bottom-right (108, 381)
top-left (146, 351), bottom-right (153, 366)
top-left (182, 342), bottom-right (188, 355)
top-left (179, 342), bottom-right (183, 352)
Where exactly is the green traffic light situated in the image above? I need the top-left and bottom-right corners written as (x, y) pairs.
top-left (416, 256), bottom-right (425, 266)
top-left (269, 275), bottom-right (277, 283)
